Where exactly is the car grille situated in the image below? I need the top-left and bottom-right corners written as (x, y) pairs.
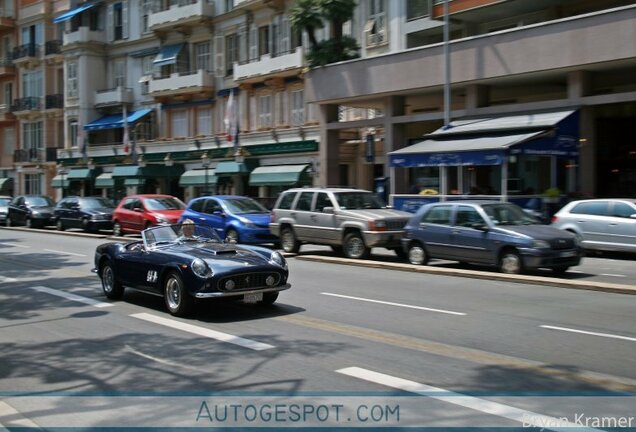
top-left (217, 272), bottom-right (282, 291)
top-left (549, 238), bottom-right (575, 250)
top-left (92, 214), bottom-right (112, 220)
top-left (385, 219), bottom-right (408, 230)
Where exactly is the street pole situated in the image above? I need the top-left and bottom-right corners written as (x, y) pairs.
top-left (443, 0), bottom-right (451, 129)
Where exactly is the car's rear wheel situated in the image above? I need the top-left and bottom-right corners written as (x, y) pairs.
top-left (25, 217), bottom-right (32, 228)
top-left (113, 221), bottom-right (122, 236)
top-left (56, 219), bottom-right (65, 231)
top-left (6, 217), bottom-right (12, 227)
top-left (281, 227), bottom-right (300, 253)
top-left (164, 272), bottom-right (193, 317)
top-left (101, 261), bottom-right (124, 300)
top-left (82, 218), bottom-right (91, 232)
top-left (408, 242), bottom-right (429, 265)
top-left (343, 232), bottom-right (370, 260)
top-left (499, 250), bottom-right (523, 274)
top-left (259, 292), bottom-right (279, 306)
top-left (226, 228), bottom-right (239, 244)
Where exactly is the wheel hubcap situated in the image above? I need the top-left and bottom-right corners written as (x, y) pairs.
top-left (114, 224), bottom-right (121, 235)
top-left (166, 278), bottom-right (180, 310)
top-left (409, 246), bottom-right (425, 265)
top-left (346, 237), bottom-right (364, 258)
top-left (103, 267), bottom-right (113, 293)
top-left (502, 254), bottom-right (520, 274)
top-left (282, 231), bottom-right (294, 251)
top-left (227, 231), bottom-right (238, 243)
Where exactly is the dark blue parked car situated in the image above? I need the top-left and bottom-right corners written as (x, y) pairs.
top-left (401, 200), bottom-right (582, 275)
top-left (55, 196), bottom-right (115, 232)
top-left (179, 196), bottom-right (278, 245)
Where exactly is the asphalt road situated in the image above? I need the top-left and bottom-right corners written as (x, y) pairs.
top-left (1, 228), bottom-right (636, 430)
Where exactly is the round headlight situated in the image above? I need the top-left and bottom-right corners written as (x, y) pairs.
top-left (270, 251), bottom-right (287, 268)
top-left (225, 280), bottom-right (235, 291)
top-left (191, 258), bottom-right (212, 278)
top-left (266, 275), bottom-right (276, 286)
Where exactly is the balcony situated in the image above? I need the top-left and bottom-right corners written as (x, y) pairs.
top-left (149, 0), bottom-right (214, 34)
top-left (18, 0), bottom-right (49, 21)
top-left (0, 103), bottom-right (15, 122)
top-left (149, 70), bottom-right (214, 100)
top-left (45, 40), bottom-right (63, 63)
top-left (0, 57), bottom-right (14, 77)
top-left (13, 147), bottom-right (58, 163)
top-left (12, 44), bottom-right (41, 68)
top-left (234, 46), bottom-right (304, 83)
top-left (0, 9), bottom-right (16, 30)
top-left (10, 97), bottom-right (42, 119)
top-left (94, 87), bottom-right (133, 108)
top-left (45, 94), bottom-right (64, 117)
top-left (63, 27), bottom-right (106, 47)
top-left (233, 0), bottom-right (283, 11)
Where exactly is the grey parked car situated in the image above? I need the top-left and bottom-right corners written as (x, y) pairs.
top-left (269, 187), bottom-right (412, 259)
top-left (402, 201), bottom-right (582, 274)
top-left (551, 199), bottom-right (636, 254)
top-left (0, 196), bottom-right (11, 224)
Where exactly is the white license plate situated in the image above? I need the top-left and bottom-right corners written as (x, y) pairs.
top-left (243, 292), bottom-right (263, 303)
top-left (560, 251), bottom-right (577, 258)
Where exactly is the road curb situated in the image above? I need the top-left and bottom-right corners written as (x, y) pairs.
top-left (294, 255), bottom-right (636, 295)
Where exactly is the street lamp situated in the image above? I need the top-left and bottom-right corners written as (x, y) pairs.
top-left (164, 153), bottom-right (173, 167)
top-left (201, 151), bottom-right (210, 195)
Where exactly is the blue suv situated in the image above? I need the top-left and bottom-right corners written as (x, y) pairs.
top-left (179, 196), bottom-right (277, 245)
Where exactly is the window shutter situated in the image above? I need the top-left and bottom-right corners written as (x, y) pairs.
top-left (248, 24), bottom-right (257, 61)
top-left (281, 15), bottom-right (290, 53)
top-left (214, 34), bottom-right (224, 77)
top-left (122, 1), bottom-right (129, 39)
top-left (107, 4), bottom-right (114, 42)
top-left (238, 25), bottom-right (247, 63)
top-left (250, 94), bottom-right (256, 131)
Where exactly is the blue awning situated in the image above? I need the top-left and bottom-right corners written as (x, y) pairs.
top-left (84, 109), bottom-right (153, 131)
top-left (153, 44), bottom-right (184, 67)
top-left (53, 2), bottom-right (99, 23)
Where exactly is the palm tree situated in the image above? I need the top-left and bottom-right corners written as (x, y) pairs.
top-left (319, 0), bottom-right (356, 42)
top-left (289, 0), bottom-right (323, 48)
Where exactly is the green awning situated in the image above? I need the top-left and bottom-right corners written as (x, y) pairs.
top-left (124, 178), bottom-right (146, 187)
top-left (214, 161), bottom-right (256, 175)
top-left (0, 177), bottom-right (13, 191)
top-left (249, 164), bottom-right (310, 186)
top-left (112, 164), bottom-right (184, 178)
top-left (112, 165), bottom-right (143, 178)
top-left (95, 173), bottom-right (114, 188)
top-left (67, 168), bottom-right (99, 180)
top-left (179, 169), bottom-right (218, 186)
top-left (51, 175), bottom-right (70, 188)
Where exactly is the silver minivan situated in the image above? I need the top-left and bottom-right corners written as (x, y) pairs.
top-left (551, 199), bottom-right (636, 253)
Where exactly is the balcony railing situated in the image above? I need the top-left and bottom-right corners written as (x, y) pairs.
top-left (63, 27), bottom-right (106, 45)
top-left (148, 0), bottom-right (214, 31)
top-left (13, 147), bottom-right (58, 163)
top-left (10, 97), bottom-right (41, 112)
top-left (12, 44), bottom-right (39, 60)
top-left (149, 70), bottom-right (214, 95)
top-left (45, 94), bottom-right (64, 109)
top-left (234, 46), bottom-right (304, 81)
top-left (45, 40), bottom-right (62, 55)
top-left (94, 87), bottom-right (133, 107)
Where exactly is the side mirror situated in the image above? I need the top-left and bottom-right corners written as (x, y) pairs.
top-left (71, 204), bottom-right (81, 209)
top-left (133, 208), bottom-right (144, 213)
top-left (213, 210), bottom-right (226, 217)
top-left (471, 222), bottom-right (489, 231)
top-left (322, 206), bottom-right (334, 214)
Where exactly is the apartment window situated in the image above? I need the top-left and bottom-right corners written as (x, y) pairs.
top-left (197, 108), bottom-right (212, 136)
top-left (3, 82), bottom-right (12, 106)
top-left (171, 110), bottom-right (188, 137)
top-left (69, 121), bottom-right (78, 147)
top-left (225, 0), bottom-right (233, 13)
top-left (225, 34), bottom-right (238, 75)
top-left (195, 42), bottom-right (211, 72)
top-left (258, 94), bottom-right (272, 129)
top-left (291, 89), bottom-right (304, 126)
top-left (113, 60), bottom-right (126, 88)
top-left (141, 0), bottom-right (152, 33)
top-left (1, 35), bottom-right (11, 63)
top-left (3, 128), bottom-right (14, 156)
top-left (23, 122), bottom-right (42, 152)
top-left (139, 56), bottom-right (153, 94)
top-left (22, 70), bottom-right (42, 99)
top-left (65, 63), bottom-right (77, 98)
top-left (21, 23), bottom-right (43, 46)
top-left (25, 174), bottom-right (41, 195)
top-left (114, 3), bottom-right (124, 40)
top-left (407, 0), bottom-right (429, 21)
top-left (365, 0), bottom-right (386, 46)
top-left (258, 25), bottom-right (270, 56)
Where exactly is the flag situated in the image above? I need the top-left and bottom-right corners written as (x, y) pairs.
top-left (122, 105), bottom-right (130, 154)
top-left (223, 90), bottom-right (239, 149)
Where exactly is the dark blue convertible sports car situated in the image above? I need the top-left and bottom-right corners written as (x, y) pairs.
top-left (94, 222), bottom-right (290, 316)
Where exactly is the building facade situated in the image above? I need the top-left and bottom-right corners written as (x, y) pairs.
top-left (305, 0), bottom-right (636, 204)
top-left (0, 0), bottom-right (18, 196)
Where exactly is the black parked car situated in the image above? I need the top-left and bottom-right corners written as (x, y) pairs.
top-left (55, 196), bottom-right (115, 232)
top-left (6, 195), bottom-right (56, 228)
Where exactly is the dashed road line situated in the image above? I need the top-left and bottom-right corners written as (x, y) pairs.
top-left (541, 325), bottom-right (636, 342)
top-left (130, 312), bottom-right (274, 351)
top-left (336, 367), bottom-right (600, 431)
top-left (322, 292), bottom-right (466, 316)
top-left (43, 249), bottom-right (87, 257)
top-left (30, 286), bottom-right (112, 308)
top-left (0, 242), bottom-right (29, 248)
top-left (0, 276), bottom-right (17, 283)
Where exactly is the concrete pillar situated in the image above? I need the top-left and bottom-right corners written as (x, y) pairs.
top-left (465, 84), bottom-right (489, 111)
top-left (318, 104), bottom-right (340, 188)
top-left (568, 70), bottom-right (591, 100)
top-left (578, 107), bottom-right (596, 197)
top-left (383, 96), bottom-right (407, 194)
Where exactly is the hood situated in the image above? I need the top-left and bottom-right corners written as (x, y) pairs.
top-left (237, 212), bottom-right (271, 226)
top-left (337, 208), bottom-right (412, 221)
top-left (30, 205), bottom-right (55, 213)
top-left (85, 208), bottom-right (115, 216)
top-left (160, 242), bottom-right (272, 270)
top-left (494, 224), bottom-right (575, 241)
top-left (151, 209), bottom-right (183, 221)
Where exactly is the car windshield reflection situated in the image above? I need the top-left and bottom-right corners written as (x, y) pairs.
top-left (142, 223), bottom-right (221, 249)
top-left (334, 192), bottom-right (386, 210)
top-left (482, 203), bottom-right (539, 226)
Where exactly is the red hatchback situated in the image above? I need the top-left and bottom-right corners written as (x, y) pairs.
top-left (112, 194), bottom-right (185, 236)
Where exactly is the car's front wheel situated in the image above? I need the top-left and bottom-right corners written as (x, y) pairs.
top-left (164, 272), bottom-right (194, 317)
top-left (56, 219), bottom-right (65, 231)
top-left (259, 292), bottom-right (279, 306)
top-left (101, 261), bottom-right (124, 300)
top-left (343, 232), bottom-right (370, 259)
top-left (499, 250), bottom-right (523, 274)
top-left (113, 221), bottom-right (122, 236)
top-left (408, 242), bottom-right (429, 265)
top-left (25, 217), bottom-right (32, 228)
top-left (6, 217), bottom-right (12, 227)
top-left (281, 227), bottom-right (300, 253)
top-left (226, 228), bottom-right (239, 244)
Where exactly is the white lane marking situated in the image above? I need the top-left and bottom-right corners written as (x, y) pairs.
top-left (0, 276), bottom-right (17, 283)
top-left (600, 273), bottom-right (625, 278)
top-left (0, 242), bottom-right (29, 248)
top-left (31, 286), bottom-right (112, 308)
top-left (541, 325), bottom-right (636, 342)
top-left (322, 292), bottom-right (466, 316)
top-left (131, 312), bottom-right (274, 351)
top-left (336, 367), bottom-right (600, 431)
top-left (44, 249), bottom-right (87, 257)
top-left (0, 400), bottom-right (40, 428)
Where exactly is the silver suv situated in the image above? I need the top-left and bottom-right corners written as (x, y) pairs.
top-left (269, 187), bottom-right (412, 259)
top-left (551, 198), bottom-right (636, 253)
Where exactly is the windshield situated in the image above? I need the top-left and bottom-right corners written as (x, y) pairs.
top-left (334, 192), bottom-right (386, 210)
top-left (80, 197), bottom-right (114, 209)
top-left (0, 198), bottom-right (10, 206)
top-left (26, 197), bottom-right (54, 207)
top-left (222, 198), bottom-right (269, 214)
top-left (482, 203), bottom-right (539, 226)
top-left (142, 223), bottom-right (221, 249)
top-left (144, 197), bottom-right (185, 211)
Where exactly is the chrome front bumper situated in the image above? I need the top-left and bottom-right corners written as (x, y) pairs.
top-left (195, 283), bottom-right (291, 299)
